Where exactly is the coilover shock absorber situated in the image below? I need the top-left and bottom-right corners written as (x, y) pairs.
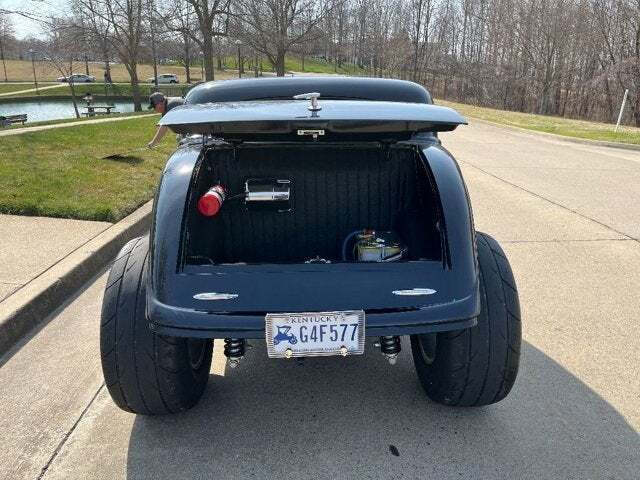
top-left (224, 338), bottom-right (246, 368)
top-left (378, 336), bottom-right (401, 365)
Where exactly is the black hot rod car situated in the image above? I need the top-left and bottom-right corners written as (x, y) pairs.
top-left (101, 77), bottom-right (521, 415)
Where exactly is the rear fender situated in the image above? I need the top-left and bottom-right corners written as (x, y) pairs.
top-left (149, 145), bottom-right (203, 299)
top-left (417, 141), bottom-right (477, 276)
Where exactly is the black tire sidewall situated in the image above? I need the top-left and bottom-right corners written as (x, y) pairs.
top-left (100, 237), bottom-right (213, 415)
top-left (410, 232), bottom-right (521, 406)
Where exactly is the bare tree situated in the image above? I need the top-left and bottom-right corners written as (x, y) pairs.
top-left (235, 0), bottom-right (340, 76)
top-left (0, 13), bottom-right (14, 82)
top-left (181, 0), bottom-right (231, 81)
top-left (43, 17), bottom-right (86, 118)
top-left (160, 0), bottom-right (201, 82)
top-left (78, 0), bottom-right (145, 110)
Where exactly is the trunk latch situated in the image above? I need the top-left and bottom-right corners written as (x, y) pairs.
top-left (293, 92), bottom-right (322, 111)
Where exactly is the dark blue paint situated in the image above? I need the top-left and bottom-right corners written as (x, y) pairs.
top-left (147, 138), bottom-right (480, 339)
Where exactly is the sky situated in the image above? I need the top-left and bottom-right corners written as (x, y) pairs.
top-left (1, 0), bottom-right (69, 39)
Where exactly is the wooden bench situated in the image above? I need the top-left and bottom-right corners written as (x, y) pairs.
top-left (0, 114), bottom-right (28, 127)
top-left (82, 105), bottom-right (119, 117)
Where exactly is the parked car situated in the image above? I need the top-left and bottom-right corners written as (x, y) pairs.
top-left (57, 73), bottom-right (95, 83)
top-left (147, 73), bottom-right (179, 84)
top-left (100, 77), bottom-right (522, 415)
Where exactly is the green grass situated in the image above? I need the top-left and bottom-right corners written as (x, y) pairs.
top-left (0, 115), bottom-right (174, 222)
top-left (222, 55), bottom-right (366, 75)
top-left (0, 83), bottom-right (40, 94)
top-left (283, 56), bottom-right (366, 75)
top-left (437, 99), bottom-right (640, 145)
top-left (4, 111), bottom-right (152, 130)
top-left (3, 82), bottom-right (193, 99)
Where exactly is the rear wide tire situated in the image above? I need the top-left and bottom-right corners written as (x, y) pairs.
top-left (100, 237), bottom-right (213, 415)
top-left (410, 232), bottom-right (521, 406)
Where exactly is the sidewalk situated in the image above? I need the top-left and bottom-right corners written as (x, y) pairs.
top-left (0, 215), bottom-right (112, 303)
top-left (0, 113), bottom-right (156, 137)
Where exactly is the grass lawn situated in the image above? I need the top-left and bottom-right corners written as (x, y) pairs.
top-left (284, 56), bottom-right (365, 75)
top-left (437, 99), bottom-right (640, 145)
top-left (3, 82), bottom-right (192, 99)
top-left (0, 115), bottom-right (174, 222)
top-left (1, 59), bottom-right (239, 83)
top-left (221, 55), bottom-right (365, 75)
top-left (0, 83), bottom-right (49, 95)
top-left (4, 111), bottom-right (152, 130)
top-left (3, 57), bottom-right (358, 83)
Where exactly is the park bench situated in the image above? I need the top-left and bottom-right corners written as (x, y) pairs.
top-left (0, 114), bottom-right (28, 127)
top-left (82, 105), bottom-right (119, 117)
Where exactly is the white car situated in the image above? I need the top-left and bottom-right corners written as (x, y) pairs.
top-left (57, 73), bottom-right (95, 83)
top-left (147, 73), bottom-right (179, 84)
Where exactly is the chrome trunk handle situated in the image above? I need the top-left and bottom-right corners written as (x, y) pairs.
top-left (293, 92), bottom-right (321, 111)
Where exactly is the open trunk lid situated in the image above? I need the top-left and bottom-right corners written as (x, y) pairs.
top-left (159, 99), bottom-right (467, 141)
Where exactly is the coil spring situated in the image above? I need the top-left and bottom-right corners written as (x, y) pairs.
top-left (224, 338), bottom-right (245, 358)
top-left (379, 336), bottom-right (401, 355)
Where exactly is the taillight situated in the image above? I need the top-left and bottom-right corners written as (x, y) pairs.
top-left (197, 185), bottom-right (226, 217)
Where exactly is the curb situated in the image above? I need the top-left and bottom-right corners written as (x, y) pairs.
top-left (0, 201), bottom-right (153, 357)
top-left (468, 117), bottom-right (640, 152)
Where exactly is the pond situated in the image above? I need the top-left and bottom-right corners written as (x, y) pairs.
top-left (0, 99), bottom-right (136, 123)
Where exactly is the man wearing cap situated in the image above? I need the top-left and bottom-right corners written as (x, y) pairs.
top-left (147, 92), bottom-right (184, 148)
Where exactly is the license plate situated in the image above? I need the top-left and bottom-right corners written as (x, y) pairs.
top-left (265, 310), bottom-right (365, 358)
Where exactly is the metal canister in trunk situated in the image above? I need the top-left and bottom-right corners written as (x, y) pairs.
top-left (355, 230), bottom-right (406, 262)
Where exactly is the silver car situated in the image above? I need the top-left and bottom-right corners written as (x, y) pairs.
top-left (147, 73), bottom-right (179, 84)
top-left (57, 73), bottom-right (95, 83)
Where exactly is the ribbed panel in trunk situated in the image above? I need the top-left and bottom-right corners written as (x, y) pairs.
top-left (187, 144), bottom-right (439, 264)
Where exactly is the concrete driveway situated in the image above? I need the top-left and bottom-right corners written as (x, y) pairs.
top-left (0, 120), bottom-right (638, 479)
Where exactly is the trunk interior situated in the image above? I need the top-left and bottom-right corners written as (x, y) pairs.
top-left (184, 143), bottom-right (444, 266)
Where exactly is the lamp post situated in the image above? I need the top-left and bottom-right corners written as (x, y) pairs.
top-left (235, 40), bottom-right (242, 78)
top-left (28, 49), bottom-right (39, 95)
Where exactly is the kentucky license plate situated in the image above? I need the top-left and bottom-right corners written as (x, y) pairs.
top-left (265, 310), bottom-right (365, 358)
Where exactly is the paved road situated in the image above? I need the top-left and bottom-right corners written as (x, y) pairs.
top-left (0, 121), bottom-right (638, 479)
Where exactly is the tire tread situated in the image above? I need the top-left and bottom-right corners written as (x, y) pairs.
top-left (410, 232), bottom-right (521, 407)
top-left (100, 237), bottom-right (212, 415)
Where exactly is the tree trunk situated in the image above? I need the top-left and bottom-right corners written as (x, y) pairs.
top-left (276, 50), bottom-right (286, 76)
top-left (0, 37), bottom-right (7, 82)
top-left (151, 35), bottom-right (158, 85)
top-left (184, 36), bottom-right (191, 84)
top-left (127, 63), bottom-right (142, 111)
top-left (68, 81), bottom-right (81, 119)
top-left (202, 35), bottom-right (215, 81)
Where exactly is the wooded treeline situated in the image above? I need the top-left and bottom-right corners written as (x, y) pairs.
top-left (2, 0), bottom-right (639, 125)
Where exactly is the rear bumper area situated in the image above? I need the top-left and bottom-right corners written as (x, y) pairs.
top-left (147, 294), bottom-right (478, 339)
